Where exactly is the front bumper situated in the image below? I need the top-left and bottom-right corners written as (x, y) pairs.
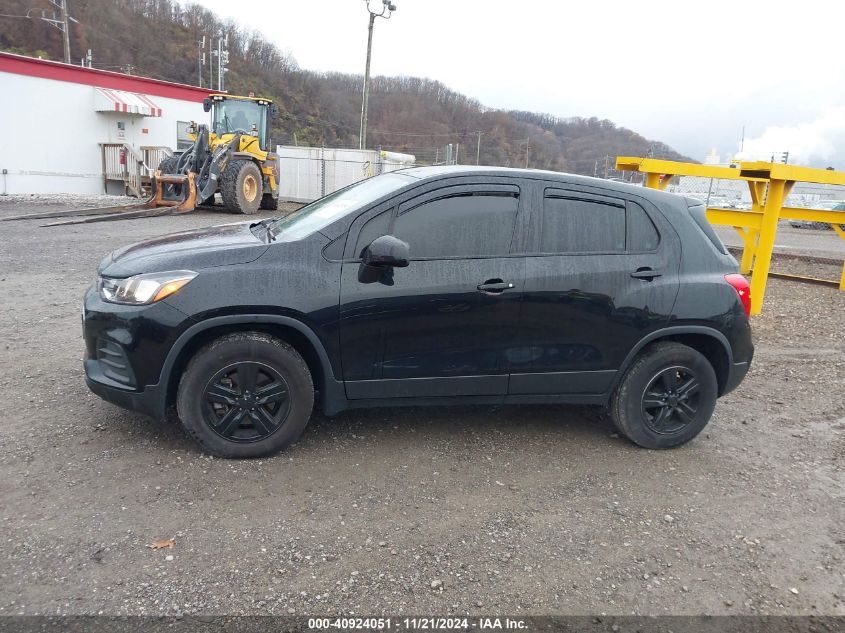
top-left (84, 364), bottom-right (168, 420)
top-left (83, 285), bottom-right (193, 420)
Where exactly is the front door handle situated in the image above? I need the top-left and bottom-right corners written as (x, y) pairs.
top-left (630, 267), bottom-right (662, 281)
top-left (477, 279), bottom-right (515, 293)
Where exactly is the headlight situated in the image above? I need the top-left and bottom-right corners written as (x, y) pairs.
top-left (99, 270), bottom-right (197, 305)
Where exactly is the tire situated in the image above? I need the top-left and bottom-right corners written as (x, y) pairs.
top-left (155, 156), bottom-right (182, 199)
top-left (609, 342), bottom-right (717, 449)
top-left (176, 332), bottom-right (314, 458)
top-left (220, 160), bottom-right (263, 214)
top-left (260, 193), bottom-right (278, 211)
top-left (157, 156), bottom-right (179, 174)
top-left (197, 193), bottom-right (216, 207)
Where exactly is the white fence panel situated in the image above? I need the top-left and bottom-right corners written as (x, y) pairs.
top-left (276, 146), bottom-right (415, 203)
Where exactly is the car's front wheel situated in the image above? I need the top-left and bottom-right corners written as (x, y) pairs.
top-left (177, 333), bottom-right (314, 458)
top-left (610, 342), bottom-right (717, 449)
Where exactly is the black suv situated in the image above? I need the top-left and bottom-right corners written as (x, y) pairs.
top-left (83, 166), bottom-right (753, 457)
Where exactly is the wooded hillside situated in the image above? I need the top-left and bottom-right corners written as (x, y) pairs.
top-left (0, 0), bottom-right (693, 172)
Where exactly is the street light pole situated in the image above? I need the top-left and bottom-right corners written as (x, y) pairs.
top-left (359, 0), bottom-right (397, 151)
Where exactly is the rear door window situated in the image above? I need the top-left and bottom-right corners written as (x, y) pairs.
top-left (626, 201), bottom-right (660, 252)
top-left (540, 195), bottom-right (626, 253)
top-left (539, 190), bottom-right (662, 254)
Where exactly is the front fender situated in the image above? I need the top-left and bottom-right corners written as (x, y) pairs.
top-left (155, 313), bottom-right (346, 419)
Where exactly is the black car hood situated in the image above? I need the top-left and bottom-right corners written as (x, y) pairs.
top-left (98, 221), bottom-right (270, 278)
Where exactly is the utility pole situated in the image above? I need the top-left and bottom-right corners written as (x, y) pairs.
top-left (359, 0), bottom-right (397, 150)
top-left (525, 137), bottom-right (530, 169)
top-left (40, 1), bottom-right (77, 63)
top-left (217, 34), bottom-right (229, 92)
top-left (198, 36), bottom-right (205, 88)
top-left (359, 11), bottom-right (375, 150)
top-left (60, 0), bottom-right (70, 63)
top-left (475, 131), bottom-right (482, 165)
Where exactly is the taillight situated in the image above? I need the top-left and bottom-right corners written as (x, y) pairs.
top-left (724, 274), bottom-right (751, 317)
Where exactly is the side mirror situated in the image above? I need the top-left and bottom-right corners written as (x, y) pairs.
top-left (361, 235), bottom-right (409, 268)
top-left (202, 98), bottom-right (212, 113)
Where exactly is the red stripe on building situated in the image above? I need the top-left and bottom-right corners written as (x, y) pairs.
top-left (136, 93), bottom-right (162, 116)
top-left (100, 87), bottom-right (119, 106)
top-left (0, 51), bottom-right (214, 103)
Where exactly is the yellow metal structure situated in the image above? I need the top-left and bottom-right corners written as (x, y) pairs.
top-left (616, 157), bottom-right (845, 315)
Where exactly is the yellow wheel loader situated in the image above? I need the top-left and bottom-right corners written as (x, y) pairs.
top-left (155, 94), bottom-right (281, 215)
top-left (3, 94), bottom-right (281, 226)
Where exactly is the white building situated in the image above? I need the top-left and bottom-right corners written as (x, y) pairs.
top-left (0, 52), bottom-right (211, 196)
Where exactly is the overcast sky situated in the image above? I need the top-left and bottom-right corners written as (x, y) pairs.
top-left (199, 0), bottom-right (845, 167)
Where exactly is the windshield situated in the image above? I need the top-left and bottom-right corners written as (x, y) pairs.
top-left (269, 173), bottom-right (416, 241)
top-left (212, 100), bottom-right (267, 149)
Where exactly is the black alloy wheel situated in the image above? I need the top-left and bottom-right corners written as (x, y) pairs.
top-left (202, 361), bottom-right (290, 442)
top-left (177, 333), bottom-right (314, 458)
top-left (641, 366), bottom-right (701, 434)
top-left (609, 341), bottom-right (717, 449)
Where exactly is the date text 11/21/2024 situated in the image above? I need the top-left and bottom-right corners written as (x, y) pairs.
top-left (307, 617), bottom-right (528, 630)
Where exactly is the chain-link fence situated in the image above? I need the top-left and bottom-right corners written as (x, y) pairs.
top-left (664, 176), bottom-right (845, 210)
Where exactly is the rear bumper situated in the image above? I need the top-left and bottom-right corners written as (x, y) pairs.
top-left (722, 358), bottom-right (751, 396)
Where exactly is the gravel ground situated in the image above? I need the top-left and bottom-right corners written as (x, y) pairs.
top-left (0, 195), bottom-right (842, 617)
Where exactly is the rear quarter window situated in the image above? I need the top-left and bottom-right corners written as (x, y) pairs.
top-left (687, 203), bottom-right (728, 254)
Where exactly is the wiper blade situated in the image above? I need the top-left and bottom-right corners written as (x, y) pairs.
top-left (251, 218), bottom-right (277, 242)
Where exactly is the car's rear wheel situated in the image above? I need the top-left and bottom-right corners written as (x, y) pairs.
top-left (176, 332), bottom-right (313, 458)
top-left (610, 342), bottom-right (717, 449)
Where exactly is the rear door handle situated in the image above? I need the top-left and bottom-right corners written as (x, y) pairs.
top-left (630, 267), bottom-right (662, 280)
top-left (477, 279), bottom-right (515, 293)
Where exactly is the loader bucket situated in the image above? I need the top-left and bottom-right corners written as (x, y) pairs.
top-left (151, 170), bottom-right (198, 213)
